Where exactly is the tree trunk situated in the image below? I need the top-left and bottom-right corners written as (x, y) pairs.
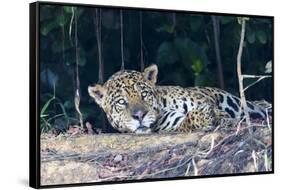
top-left (212, 16), bottom-right (224, 89)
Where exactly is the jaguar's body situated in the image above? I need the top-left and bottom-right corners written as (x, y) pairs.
top-left (88, 65), bottom-right (267, 133)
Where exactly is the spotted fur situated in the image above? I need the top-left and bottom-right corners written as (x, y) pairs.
top-left (88, 65), bottom-right (267, 133)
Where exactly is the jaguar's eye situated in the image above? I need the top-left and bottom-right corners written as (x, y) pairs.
top-left (117, 99), bottom-right (126, 105)
top-left (141, 91), bottom-right (148, 98)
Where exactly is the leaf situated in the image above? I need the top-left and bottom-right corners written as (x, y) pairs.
top-left (40, 114), bottom-right (49, 118)
top-left (173, 37), bottom-right (210, 71)
top-left (191, 59), bottom-right (203, 76)
top-left (40, 69), bottom-right (59, 88)
top-left (51, 41), bottom-right (62, 53)
top-left (57, 102), bottom-right (69, 121)
top-left (194, 75), bottom-right (206, 86)
top-left (57, 14), bottom-right (68, 27)
top-left (246, 30), bottom-right (256, 44)
top-left (40, 96), bottom-right (55, 117)
top-left (194, 71), bottom-right (216, 86)
top-left (63, 6), bottom-right (76, 13)
top-left (220, 16), bottom-right (235, 25)
top-left (51, 40), bottom-right (72, 53)
top-left (265, 60), bottom-right (272, 73)
top-left (257, 30), bottom-right (267, 44)
top-left (156, 41), bottom-right (179, 65)
top-left (78, 47), bottom-right (86, 66)
top-left (64, 100), bottom-right (73, 109)
top-left (189, 16), bottom-right (203, 31)
top-left (156, 24), bottom-right (175, 33)
top-left (40, 21), bottom-right (58, 36)
top-left (102, 11), bottom-right (119, 30)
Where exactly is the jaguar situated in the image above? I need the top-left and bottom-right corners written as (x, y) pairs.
top-left (88, 64), bottom-right (268, 133)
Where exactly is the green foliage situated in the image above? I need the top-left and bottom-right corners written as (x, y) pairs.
top-left (237, 17), bottom-right (250, 24)
top-left (157, 41), bottom-right (179, 65)
top-left (39, 4), bottom-right (273, 132)
top-left (246, 29), bottom-right (256, 44)
top-left (256, 30), bottom-right (267, 44)
top-left (40, 83), bottom-right (69, 133)
top-left (265, 61), bottom-right (272, 73)
top-left (191, 59), bottom-right (203, 76)
top-left (157, 24), bottom-right (175, 33)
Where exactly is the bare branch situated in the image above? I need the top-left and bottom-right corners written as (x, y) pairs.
top-left (243, 76), bottom-right (271, 92)
top-left (235, 116), bottom-right (246, 135)
top-left (242, 74), bottom-right (271, 78)
top-left (265, 106), bottom-right (272, 130)
top-left (69, 7), bottom-right (75, 45)
top-left (251, 150), bottom-right (258, 172)
top-left (184, 162), bottom-right (191, 176)
top-left (264, 150), bottom-right (269, 171)
top-left (192, 158), bottom-right (198, 176)
top-left (236, 18), bottom-right (251, 131)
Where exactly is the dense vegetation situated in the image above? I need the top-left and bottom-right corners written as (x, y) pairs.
top-left (39, 4), bottom-right (273, 133)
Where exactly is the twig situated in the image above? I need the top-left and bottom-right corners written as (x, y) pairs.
top-left (197, 135), bottom-right (215, 156)
top-left (46, 113), bottom-right (65, 123)
top-left (235, 116), bottom-right (246, 135)
top-left (192, 158), bottom-right (198, 176)
top-left (251, 150), bottom-right (258, 171)
top-left (264, 149), bottom-right (269, 171)
top-left (243, 76), bottom-right (271, 92)
top-left (95, 156), bottom-right (193, 181)
top-left (242, 74), bottom-right (271, 78)
top-left (184, 162), bottom-right (191, 176)
top-left (201, 124), bottom-right (252, 158)
top-left (74, 90), bottom-right (83, 128)
top-left (265, 107), bottom-right (271, 130)
top-left (253, 138), bottom-right (267, 148)
top-left (69, 7), bottom-right (75, 45)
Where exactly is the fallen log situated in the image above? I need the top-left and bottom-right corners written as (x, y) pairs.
top-left (40, 123), bottom-right (272, 186)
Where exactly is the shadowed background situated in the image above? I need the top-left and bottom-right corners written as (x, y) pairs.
top-left (39, 4), bottom-right (273, 133)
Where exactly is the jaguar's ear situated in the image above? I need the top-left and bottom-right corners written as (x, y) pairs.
top-left (143, 64), bottom-right (158, 85)
top-left (88, 84), bottom-right (106, 106)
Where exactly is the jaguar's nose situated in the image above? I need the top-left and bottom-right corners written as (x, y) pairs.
top-left (132, 109), bottom-right (148, 121)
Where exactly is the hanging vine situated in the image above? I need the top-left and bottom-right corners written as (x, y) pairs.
top-left (140, 11), bottom-right (144, 71)
top-left (120, 10), bottom-right (125, 71)
top-left (72, 7), bottom-right (84, 128)
top-left (93, 8), bottom-right (107, 132)
top-left (94, 8), bottom-right (104, 84)
top-left (212, 16), bottom-right (224, 89)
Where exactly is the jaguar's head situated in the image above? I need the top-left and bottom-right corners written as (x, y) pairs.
top-left (88, 65), bottom-right (160, 133)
